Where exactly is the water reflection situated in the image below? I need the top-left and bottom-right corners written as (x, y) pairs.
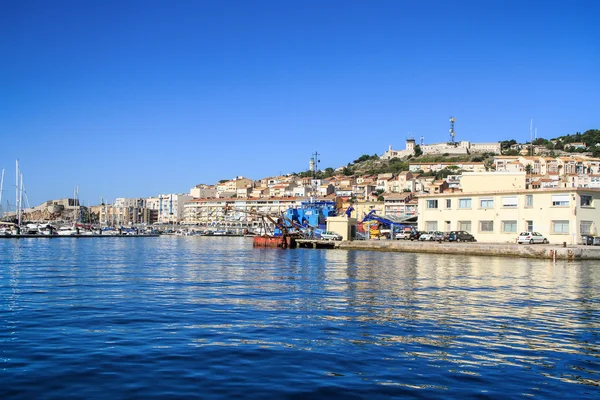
top-left (0, 237), bottom-right (598, 398)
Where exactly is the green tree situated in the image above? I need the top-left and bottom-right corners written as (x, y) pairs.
top-left (414, 145), bottom-right (423, 157)
top-left (322, 167), bottom-right (335, 178)
top-left (501, 139), bottom-right (517, 151)
top-left (342, 167), bottom-right (353, 176)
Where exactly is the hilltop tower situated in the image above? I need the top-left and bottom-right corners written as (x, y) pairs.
top-left (449, 116), bottom-right (456, 143)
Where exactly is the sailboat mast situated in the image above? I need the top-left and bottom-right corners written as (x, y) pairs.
top-left (0, 169), bottom-right (4, 217)
top-left (16, 160), bottom-right (19, 221)
top-left (19, 173), bottom-right (23, 226)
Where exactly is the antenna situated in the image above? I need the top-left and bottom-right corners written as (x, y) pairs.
top-left (449, 116), bottom-right (456, 143)
top-left (310, 151), bottom-right (321, 200)
top-left (529, 119), bottom-right (533, 142)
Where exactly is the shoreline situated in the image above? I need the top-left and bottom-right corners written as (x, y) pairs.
top-left (333, 240), bottom-right (600, 260)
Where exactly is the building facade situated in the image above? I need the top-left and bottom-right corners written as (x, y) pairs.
top-left (418, 188), bottom-right (600, 244)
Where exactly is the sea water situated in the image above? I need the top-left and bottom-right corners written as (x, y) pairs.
top-left (1, 237), bottom-right (599, 398)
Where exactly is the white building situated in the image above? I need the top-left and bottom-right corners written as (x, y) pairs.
top-left (147, 194), bottom-right (193, 223)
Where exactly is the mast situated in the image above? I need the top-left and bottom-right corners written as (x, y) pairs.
top-left (0, 169), bottom-right (4, 217)
top-left (16, 160), bottom-right (19, 222)
top-left (19, 173), bottom-right (23, 226)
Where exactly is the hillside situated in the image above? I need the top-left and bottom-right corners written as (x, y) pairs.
top-left (291, 128), bottom-right (599, 179)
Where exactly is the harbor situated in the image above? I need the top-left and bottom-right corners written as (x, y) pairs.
top-left (0, 233), bottom-right (159, 238)
top-left (1, 235), bottom-right (598, 399)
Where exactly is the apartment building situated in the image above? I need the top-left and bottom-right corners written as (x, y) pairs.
top-left (183, 197), bottom-right (304, 226)
top-left (383, 192), bottom-right (416, 217)
top-left (418, 179), bottom-right (600, 244)
top-left (146, 194), bottom-right (192, 223)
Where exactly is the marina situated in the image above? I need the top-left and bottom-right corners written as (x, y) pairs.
top-left (0, 233), bottom-right (159, 238)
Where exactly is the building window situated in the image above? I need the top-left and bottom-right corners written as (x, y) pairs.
top-left (446, 199), bottom-right (452, 208)
top-left (502, 220), bottom-right (517, 232)
top-left (526, 220), bottom-right (534, 231)
top-left (525, 195), bottom-right (533, 207)
top-left (581, 195), bottom-right (593, 207)
top-left (480, 198), bottom-right (493, 208)
top-left (459, 198), bottom-right (472, 209)
top-left (580, 221), bottom-right (593, 235)
top-left (427, 200), bottom-right (438, 209)
top-left (426, 221), bottom-right (438, 231)
top-left (458, 221), bottom-right (471, 232)
top-left (479, 220), bottom-right (494, 232)
top-left (551, 194), bottom-right (570, 206)
top-left (552, 220), bottom-right (569, 234)
top-left (501, 196), bottom-right (517, 208)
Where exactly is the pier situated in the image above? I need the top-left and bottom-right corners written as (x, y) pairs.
top-left (317, 240), bottom-right (600, 260)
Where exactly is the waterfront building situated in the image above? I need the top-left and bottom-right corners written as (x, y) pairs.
top-left (183, 197), bottom-right (305, 226)
top-left (146, 194), bottom-right (192, 223)
top-left (417, 172), bottom-right (600, 244)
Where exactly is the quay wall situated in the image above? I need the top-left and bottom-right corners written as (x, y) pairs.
top-left (334, 240), bottom-right (600, 260)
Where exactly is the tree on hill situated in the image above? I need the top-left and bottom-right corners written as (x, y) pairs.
top-left (414, 145), bottom-right (423, 157)
top-left (532, 138), bottom-right (549, 146)
top-left (353, 154), bottom-right (379, 163)
top-left (501, 139), bottom-right (517, 151)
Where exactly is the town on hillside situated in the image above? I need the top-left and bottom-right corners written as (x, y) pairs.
top-left (3, 128), bottom-right (600, 244)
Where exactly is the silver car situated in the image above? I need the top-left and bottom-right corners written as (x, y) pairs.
top-left (321, 231), bottom-right (342, 241)
top-left (517, 231), bottom-right (549, 244)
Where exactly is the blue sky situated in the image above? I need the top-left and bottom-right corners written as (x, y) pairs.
top-left (1, 0), bottom-right (598, 207)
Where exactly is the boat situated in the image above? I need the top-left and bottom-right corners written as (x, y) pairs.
top-left (57, 225), bottom-right (78, 236)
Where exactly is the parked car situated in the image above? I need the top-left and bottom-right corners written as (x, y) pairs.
top-left (419, 231), bottom-right (445, 241)
top-left (320, 231), bottom-right (342, 241)
top-left (394, 231), bottom-right (411, 240)
top-left (409, 231), bottom-right (425, 241)
top-left (517, 231), bottom-right (548, 244)
top-left (447, 231), bottom-right (476, 242)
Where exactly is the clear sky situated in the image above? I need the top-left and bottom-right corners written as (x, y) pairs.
top-left (1, 0), bottom-right (598, 207)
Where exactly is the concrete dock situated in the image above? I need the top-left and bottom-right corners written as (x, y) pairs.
top-left (329, 240), bottom-right (600, 260)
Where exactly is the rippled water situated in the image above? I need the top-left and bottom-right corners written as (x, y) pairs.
top-left (1, 237), bottom-right (599, 398)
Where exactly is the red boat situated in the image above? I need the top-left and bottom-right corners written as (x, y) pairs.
top-left (253, 234), bottom-right (296, 249)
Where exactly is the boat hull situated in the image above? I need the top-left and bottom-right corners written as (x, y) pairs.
top-left (253, 235), bottom-right (295, 249)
